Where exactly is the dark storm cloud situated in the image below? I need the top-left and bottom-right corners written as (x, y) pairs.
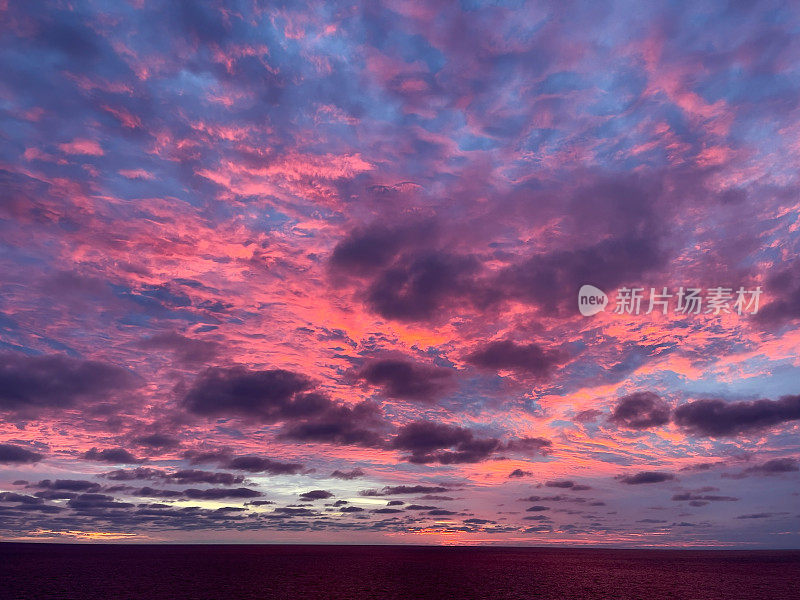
top-left (182, 367), bottom-right (315, 421)
top-left (119, 504), bottom-right (258, 528)
top-left (519, 494), bottom-right (600, 507)
top-left (492, 174), bottom-right (667, 316)
top-left (359, 485), bottom-right (450, 496)
top-left (35, 479), bottom-right (101, 492)
top-left (168, 470), bottom-right (246, 485)
top-left (508, 469), bottom-right (532, 478)
top-left (226, 456), bottom-right (304, 474)
top-left (356, 358), bottom-right (453, 401)
top-left (504, 437), bottom-right (553, 456)
top-left (130, 487), bottom-right (184, 499)
top-left (41, 18), bottom-right (102, 61)
top-left (389, 421), bottom-right (552, 464)
top-left (299, 490), bottom-right (334, 501)
top-left (329, 220), bottom-right (482, 323)
top-left (102, 467), bottom-right (248, 486)
top-left (638, 519), bottom-right (668, 524)
top-left (390, 420), bottom-right (500, 464)
top-left (365, 252), bottom-right (482, 322)
top-left (132, 433), bottom-right (180, 449)
top-left (609, 392), bottom-right (671, 429)
top-left (272, 507), bottom-right (318, 517)
top-left (32, 490), bottom-right (77, 501)
top-left (464, 518), bottom-right (493, 525)
top-left (83, 448), bottom-right (143, 464)
top-left (138, 331), bottom-right (220, 365)
top-left (0, 491), bottom-right (65, 513)
top-left (330, 175), bottom-right (668, 324)
top-left (328, 214), bottom-right (478, 322)
top-left (544, 480), bottom-right (572, 488)
top-left (617, 471), bottom-right (676, 484)
top-left (465, 340), bottom-right (563, 379)
top-left (279, 400), bottom-right (387, 447)
top-left (575, 409), bottom-right (603, 423)
top-left (0, 353), bottom-right (141, 412)
top-left (740, 458), bottom-right (799, 476)
top-left (673, 395), bottom-right (800, 436)
top-left (183, 451), bottom-right (232, 464)
top-left (102, 467), bottom-right (167, 481)
top-left (184, 488), bottom-right (261, 500)
top-left (545, 480), bottom-right (590, 491)
top-left (753, 260), bottom-right (800, 327)
top-left (328, 220), bottom-right (439, 277)
top-left (67, 493), bottom-right (134, 511)
top-left (523, 516), bottom-right (551, 523)
top-left (0, 503), bottom-right (63, 515)
top-left (0, 443), bottom-right (43, 464)
top-left (170, 0), bottom-right (231, 45)
top-left (0, 492), bottom-right (48, 504)
top-left (182, 452), bottom-right (304, 475)
top-left (671, 492), bottom-right (738, 502)
top-left (330, 468), bottom-right (365, 480)
top-left (183, 366), bottom-right (388, 447)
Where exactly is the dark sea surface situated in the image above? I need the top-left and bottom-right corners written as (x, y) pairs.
top-left (1, 543), bottom-right (799, 600)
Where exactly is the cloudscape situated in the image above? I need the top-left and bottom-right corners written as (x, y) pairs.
top-left (1, 0), bottom-right (799, 549)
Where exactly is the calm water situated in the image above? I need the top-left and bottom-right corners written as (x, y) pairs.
top-left (1, 543), bottom-right (799, 599)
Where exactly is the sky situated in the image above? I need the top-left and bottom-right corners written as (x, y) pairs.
top-left (1, 0), bottom-right (800, 548)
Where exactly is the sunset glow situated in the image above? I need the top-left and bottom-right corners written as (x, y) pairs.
top-left (1, 0), bottom-right (799, 549)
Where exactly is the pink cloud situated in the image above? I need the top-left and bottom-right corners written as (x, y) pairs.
top-left (58, 138), bottom-right (104, 156)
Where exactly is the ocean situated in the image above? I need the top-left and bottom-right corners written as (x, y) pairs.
top-left (1, 543), bottom-right (799, 599)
